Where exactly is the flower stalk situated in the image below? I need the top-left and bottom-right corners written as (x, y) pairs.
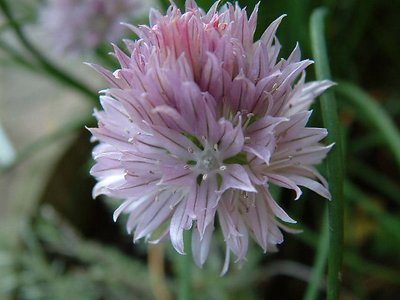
top-left (310, 7), bottom-right (345, 300)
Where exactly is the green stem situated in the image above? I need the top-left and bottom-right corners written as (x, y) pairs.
top-left (303, 210), bottom-right (329, 300)
top-left (310, 8), bottom-right (344, 300)
top-left (0, 0), bottom-right (97, 103)
top-left (336, 81), bottom-right (400, 168)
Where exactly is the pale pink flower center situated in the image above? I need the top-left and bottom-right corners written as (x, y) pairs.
top-left (197, 148), bottom-right (220, 173)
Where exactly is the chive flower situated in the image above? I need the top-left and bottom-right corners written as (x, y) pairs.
top-left (89, 0), bottom-right (333, 273)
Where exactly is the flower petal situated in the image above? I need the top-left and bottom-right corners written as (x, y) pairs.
top-left (192, 222), bottom-right (214, 267)
top-left (219, 164), bottom-right (256, 193)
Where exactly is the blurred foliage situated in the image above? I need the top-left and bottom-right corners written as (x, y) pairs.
top-left (0, 0), bottom-right (399, 299)
top-left (0, 205), bottom-right (153, 300)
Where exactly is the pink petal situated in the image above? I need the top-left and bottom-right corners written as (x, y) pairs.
top-left (194, 177), bottom-right (220, 238)
top-left (170, 198), bottom-right (193, 254)
top-left (219, 164), bottom-right (256, 193)
top-left (191, 222), bottom-right (214, 267)
top-left (262, 186), bottom-right (297, 223)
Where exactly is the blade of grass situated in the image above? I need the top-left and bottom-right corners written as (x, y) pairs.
top-left (0, 0), bottom-right (97, 103)
top-left (310, 8), bottom-right (344, 300)
top-left (337, 81), bottom-right (400, 167)
top-left (303, 210), bottom-right (329, 300)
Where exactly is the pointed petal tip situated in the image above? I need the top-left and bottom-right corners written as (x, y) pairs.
top-left (321, 79), bottom-right (337, 87)
top-left (91, 190), bottom-right (100, 200)
top-left (112, 211), bottom-right (120, 222)
top-left (294, 189), bottom-right (303, 200)
top-left (327, 142), bottom-right (335, 151)
top-left (194, 260), bottom-right (205, 269)
top-left (176, 249), bottom-right (186, 255)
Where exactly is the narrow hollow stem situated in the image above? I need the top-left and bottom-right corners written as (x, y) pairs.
top-left (310, 8), bottom-right (345, 300)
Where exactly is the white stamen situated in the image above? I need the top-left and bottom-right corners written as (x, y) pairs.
top-left (247, 113), bottom-right (254, 119)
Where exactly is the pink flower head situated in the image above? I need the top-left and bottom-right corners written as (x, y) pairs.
top-left (41, 0), bottom-right (150, 53)
top-left (89, 0), bottom-right (333, 273)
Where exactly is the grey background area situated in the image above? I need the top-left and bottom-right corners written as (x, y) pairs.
top-left (0, 24), bottom-right (98, 240)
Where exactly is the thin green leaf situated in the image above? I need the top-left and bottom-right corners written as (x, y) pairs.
top-left (310, 8), bottom-right (345, 300)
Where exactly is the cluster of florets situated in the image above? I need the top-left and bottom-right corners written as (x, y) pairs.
top-left (89, 0), bottom-right (333, 273)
